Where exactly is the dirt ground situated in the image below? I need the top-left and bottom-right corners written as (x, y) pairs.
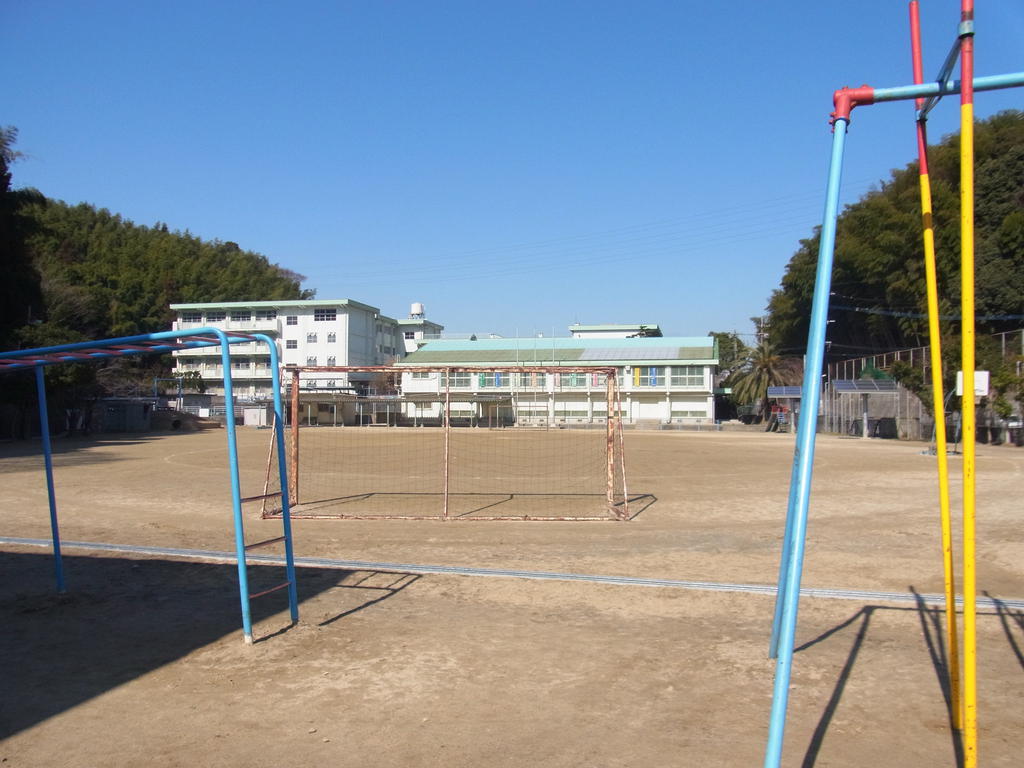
top-left (1, 428), bottom-right (1021, 767)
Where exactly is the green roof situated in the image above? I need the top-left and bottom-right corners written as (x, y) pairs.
top-left (400, 336), bottom-right (716, 366)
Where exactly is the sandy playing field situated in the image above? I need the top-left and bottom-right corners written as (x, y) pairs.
top-left (1, 428), bottom-right (1021, 767)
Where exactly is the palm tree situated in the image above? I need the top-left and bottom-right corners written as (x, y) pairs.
top-left (728, 341), bottom-right (803, 422)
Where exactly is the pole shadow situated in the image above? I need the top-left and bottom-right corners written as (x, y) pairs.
top-left (984, 590), bottom-right (1024, 670)
top-left (791, 595), bottom-right (1024, 767)
top-left (909, 587), bottom-right (964, 765)
top-left (795, 605), bottom-right (875, 768)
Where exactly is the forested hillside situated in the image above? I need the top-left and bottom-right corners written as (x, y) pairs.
top-left (23, 201), bottom-right (311, 343)
top-left (1, 127), bottom-right (311, 353)
top-left (767, 110), bottom-right (1024, 358)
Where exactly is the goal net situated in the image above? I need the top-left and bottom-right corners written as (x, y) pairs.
top-left (261, 365), bottom-right (630, 521)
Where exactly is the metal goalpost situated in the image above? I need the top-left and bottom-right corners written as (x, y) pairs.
top-left (264, 364), bottom-right (631, 521)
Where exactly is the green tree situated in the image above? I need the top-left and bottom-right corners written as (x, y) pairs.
top-left (708, 330), bottom-right (750, 380)
top-left (14, 199), bottom-right (314, 345)
top-left (767, 110), bottom-right (1024, 357)
top-left (0, 127), bottom-right (45, 347)
top-left (727, 341), bottom-right (802, 421)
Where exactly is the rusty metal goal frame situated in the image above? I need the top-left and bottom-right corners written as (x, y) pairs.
top-left (262, 365), bottom-right (630, 521)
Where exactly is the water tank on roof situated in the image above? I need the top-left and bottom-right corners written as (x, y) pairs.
top-left (410, 302), bottom-right (425, 318)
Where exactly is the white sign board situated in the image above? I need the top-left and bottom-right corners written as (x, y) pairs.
top-left (955, 370), bottom-right (990, 397)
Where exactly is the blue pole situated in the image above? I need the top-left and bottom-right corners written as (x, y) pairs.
top-left (218, 330), bottom-right (253, 644)
top-left (35, 366), bottom-right (65, 593)
top-left (256, 334), bottom-right (299, 624)
top-left (1, 327), bottom-right (243, 363)
top-left (768, 456), bottom-right (801, 659)
top-left (764, 118), bottom-right (848, 768)
top-left (873, 71), bottom-right (1024, 104)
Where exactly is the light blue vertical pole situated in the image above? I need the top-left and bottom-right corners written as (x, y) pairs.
top-left (764, 118), bottom-right (848, 768)
top-left (35, 366), bottom-right (65, 593)
top-left (218, 330), bottom-right (253, 644)
top-left (768, 457), bottom-right (801, 658)
top-left (257, 334), bottom-right (298, 623)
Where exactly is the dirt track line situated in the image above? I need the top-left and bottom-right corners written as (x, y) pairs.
top-left (3, 536), bottom-right (1022, 610)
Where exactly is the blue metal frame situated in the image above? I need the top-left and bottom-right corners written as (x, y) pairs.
top-left (763, 68), bottom-right (1024, 768)
top-left (0, 327), bottom-right (298, 644)
top-left (763, 119), bottom-right (848, 768)
top-left (35, 366), bottom-right (65, 592)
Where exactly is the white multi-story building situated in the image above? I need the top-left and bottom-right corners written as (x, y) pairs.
top-left (397, 327), bottom-right (719, 426)
top-left (169, 299), bottom-right (408, 399)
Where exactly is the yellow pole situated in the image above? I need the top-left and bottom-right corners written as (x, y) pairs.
top-left (908, 1), bottom-right (961, 728)
top-left (958, 5), bottom-right (978, 765)
top-left (918, 162), bottom-right (962, 730)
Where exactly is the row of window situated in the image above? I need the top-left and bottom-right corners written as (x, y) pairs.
top-left (179, 359), bottom-right (272, 368)
top-left (180, 309), bottom-right (338, 324)
top-left (285, 334), bottom-right (337, 349)
top-left (180, 310), bottom-right (279, 323)
top-left (632, 366), bottom-right (704, 387)
top-left (409, 368), bottom-right (705, 389)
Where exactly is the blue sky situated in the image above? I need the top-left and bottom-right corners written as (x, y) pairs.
top-left (5, 1), bottom-right (1022, 339)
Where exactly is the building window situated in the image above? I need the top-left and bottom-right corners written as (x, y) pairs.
top-left (230, 311), bottom-right (251, 322)
top-left (404, 331), bottom-right (416, 339)
top-left (255, 309), bottom-right (276, 320)
top-left (313, 308), bottom-right (336, 322)
top-left (231, 358), bottom-right (250, 369)
top-left (479, 372), bottom-right (508, 388)
top-left (515, 372), bottom-right (546, 388)
top-left (307, 332), bottom-right (317, 343)
top-left (560, 372), bottom-right (587, 388)
top-left (327, 332), bottom-right (337, 343)
top-left (517, 408), bottom-right (548, 420)
top-left (286, 315), bottom-right (298, 325)
top-left (411, 371), bottom-right (431, 379)
top-left (306, 356), bottom-right (317, 366)
top-left (326, 356), bottom-right (336, 366)
top-left (181, 312), bottom-right (202, 323)
top-left (632, 366), bottom-right (664, 387)
top-left (555, 409), bottom-right (589, 419)
top-left (441, 371), bottom-right (471, 388)
top-left (286, 340), bottom-right (297, 349)
top-left (670, 366), bottom-right (704, 387)
top-left (206, 311), bottom-right (226, 322)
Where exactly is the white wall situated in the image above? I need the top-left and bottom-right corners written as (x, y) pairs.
top-left (172, 302), bottom-right (404, 397)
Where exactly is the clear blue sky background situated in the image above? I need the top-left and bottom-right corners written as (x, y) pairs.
top-left (5, 1), bottom-right (1022, 339)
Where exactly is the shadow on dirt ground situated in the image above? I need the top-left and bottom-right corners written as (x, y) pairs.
top-left (0, 550), bottom-right (418, 739)
top-left (789, 592), bottom-right (1024, 768)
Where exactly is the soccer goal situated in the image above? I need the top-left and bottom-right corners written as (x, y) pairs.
top-left (261, 365), bottom-right (630, 521)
